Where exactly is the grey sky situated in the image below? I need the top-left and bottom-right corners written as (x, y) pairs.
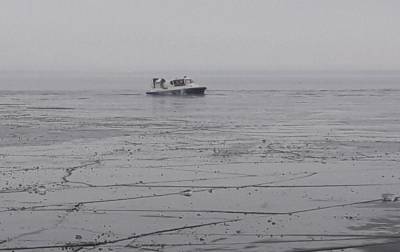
top-left (0, 0), bottom-right (399, 72)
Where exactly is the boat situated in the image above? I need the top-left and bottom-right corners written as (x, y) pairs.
top-left (146, 76), bottom-right (207, 95)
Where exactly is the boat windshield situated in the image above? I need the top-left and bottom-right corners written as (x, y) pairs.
top-left (171, 79), bottom-right (185, 86)
top-left (184, 79), bottom-right (193, 84)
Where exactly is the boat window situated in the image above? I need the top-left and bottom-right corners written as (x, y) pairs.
top-left (172, 79), bottom-right (185, 86)
top-left (185, 79), bottom-right (193, 84)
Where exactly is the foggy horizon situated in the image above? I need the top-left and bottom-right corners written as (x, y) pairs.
top-left (1, 0), bottom-right (400, 73)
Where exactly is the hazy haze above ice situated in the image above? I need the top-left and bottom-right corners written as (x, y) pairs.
top-left (0, 0), bottom-right (400, 72)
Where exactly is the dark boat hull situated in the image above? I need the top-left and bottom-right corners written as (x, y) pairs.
top-left (146, 87), bottom-right (206, 95)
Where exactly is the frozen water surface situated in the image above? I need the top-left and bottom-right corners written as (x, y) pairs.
top-left (1, 75), bottom-right (400, 251)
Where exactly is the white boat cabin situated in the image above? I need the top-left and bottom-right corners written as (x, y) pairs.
top-left (152, 76), bottom-right (195, 89)
top-left (147, 76), bottom-right (206, 95)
